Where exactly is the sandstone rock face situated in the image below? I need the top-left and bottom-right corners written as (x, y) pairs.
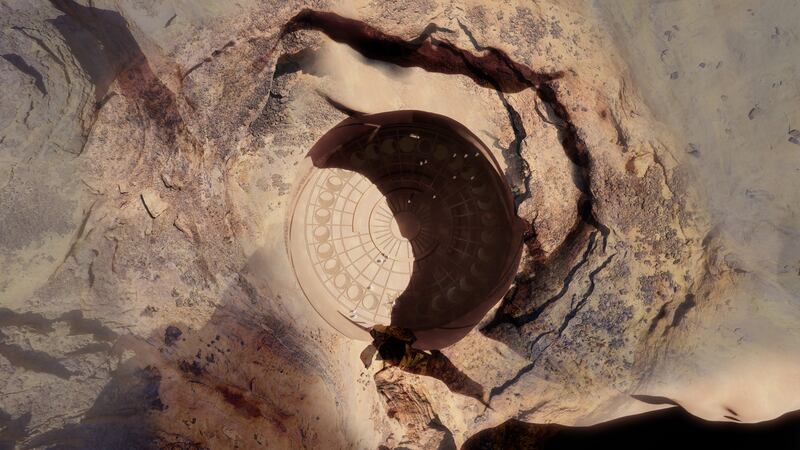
top-left (1, 0), bottom-right (798, 448)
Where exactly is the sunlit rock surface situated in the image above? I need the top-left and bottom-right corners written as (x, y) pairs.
top-left (1, 0), bottom-right (798, 448)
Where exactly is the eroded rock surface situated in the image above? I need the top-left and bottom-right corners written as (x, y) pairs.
top-left (1, 0), bottom-right (799, 448)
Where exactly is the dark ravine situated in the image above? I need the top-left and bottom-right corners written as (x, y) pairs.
top-left (485, 238), bottom-right (617, 400)
top-left (280, 9), bottom-right (561, 93)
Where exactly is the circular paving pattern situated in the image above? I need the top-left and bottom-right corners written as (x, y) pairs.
top-left (287, 111), bottom-right (524, 348)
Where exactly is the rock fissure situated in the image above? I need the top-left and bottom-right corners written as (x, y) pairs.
top-left (486, 246), bottom-right (615, 399)
top-left (483, 230), bottom-right (599, 334)
top-left (555, 252), bottom-right (616, 337)
top-left (456, 21), bottom-right (532, 209)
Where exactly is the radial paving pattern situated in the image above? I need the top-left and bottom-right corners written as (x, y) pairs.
top-left (287, 111), bottom-right (524, 348)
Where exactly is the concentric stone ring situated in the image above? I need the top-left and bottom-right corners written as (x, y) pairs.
top-left (286, 110), bottom-right (525, 349)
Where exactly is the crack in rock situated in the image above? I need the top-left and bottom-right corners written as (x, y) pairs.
top-left (181, 40), bottom-right (236, 80)
top-left (457, 20), bottom-right (532, 208)
top-left (280, 9), bottom-right (561, 92)
top-left (483, 231), bottom-right (599, 334)
top-left (487, 250), bottom-right (615, 399)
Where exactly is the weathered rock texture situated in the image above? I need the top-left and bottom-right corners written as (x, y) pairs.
top-left (1, 0), bottom-right (798, 448)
